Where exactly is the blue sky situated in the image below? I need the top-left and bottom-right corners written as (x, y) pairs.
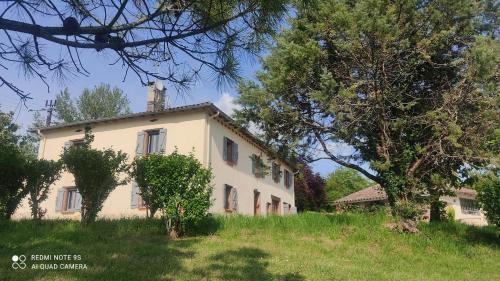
top-left (0, 43), bottom-right (339, 176)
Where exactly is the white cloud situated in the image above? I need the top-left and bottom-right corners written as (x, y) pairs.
top-left (214, 92), bottom-right (241, 117)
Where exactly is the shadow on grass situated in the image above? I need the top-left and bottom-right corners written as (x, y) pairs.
top-left (425, 221), bottom-right (499, 247)
top-left (191, 247), bottom-right (304, 281)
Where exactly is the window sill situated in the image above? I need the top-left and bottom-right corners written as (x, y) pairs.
top-left (61, 211), bottom-right (77, 214)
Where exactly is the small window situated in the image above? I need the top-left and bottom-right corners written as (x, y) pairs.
top-left (224, 185), bottom-right (238, 212)
top-left (272, 163), bottom-right (281, 183)
top-left (223, 137), bottom-right (238, 165)
top-left (460, 198), bottom-right (479, 214)
top-left (71, 139), bottom-right (85, 148)
top-left (62, 187), bottom-right (80, 212)
top-left (284, 169), bottom-right (293, 189)
top-left (146, 130), bottom-right (160, 154)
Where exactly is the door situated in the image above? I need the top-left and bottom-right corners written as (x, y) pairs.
top-left (254, 191), bottom-right (261, 216)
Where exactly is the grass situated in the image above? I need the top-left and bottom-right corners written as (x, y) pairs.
top-left (0, 210), bottom-right (499, 281)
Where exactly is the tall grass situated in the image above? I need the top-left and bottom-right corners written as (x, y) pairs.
top-left (0, 210), bottom-right (498, 281)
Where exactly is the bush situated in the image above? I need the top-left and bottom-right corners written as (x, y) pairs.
top-left (131, 150), bottom-right (212, 238)
top-left (61, 127), bottom-right (129, 224)
top-left (445, 206), bottom-right (455, 221)
top-left (475, 173), bottom-right (500, 226)
top-left (393, 201), bottom-right (424, 221)
top-left (24, 159), bottom-right (63, 219)
top-left (0, 141), bottom-right (27, 220)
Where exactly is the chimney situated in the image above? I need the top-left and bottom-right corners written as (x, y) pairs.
top-left (146, 81), bottom-right (166, 112)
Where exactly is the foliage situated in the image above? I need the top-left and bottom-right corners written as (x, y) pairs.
top-left (24, 159), bottom-right (62, 220)
top-left (325, 167), bottom-right (373, 202)
top-left (0, 0), bottom-right (288, 100)
top-left (236, 0), bottom-right (499, 221)
top-left (475, 172), bottom-right (500, 226)
top-left (446, 206), bottom-right (456, 222)
top-left (1, 212), bottom-right (499, 281)
top-left (0, 110), bottom-right (27, 220)
top-left (55, 84), bottom-right (131, 123)
top-left (61, 127), bottom-right (129, 224)
top-left (130, 156), bottom-right (162, 218)
top-left (393, 201), bottom-right (424, 221)
top-left (294, 161), bottom-right (326, 211)
top-left (131, 150), bottom-right (212, 238)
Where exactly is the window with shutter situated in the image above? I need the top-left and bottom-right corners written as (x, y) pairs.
top-left (284, 170), bottom-right (292, 189)
top-left (223, 137), bottom-right (238, 165)
top-left (58, 187), bottom-right (79, 213)
top-left (224, 184), bottom-right (237, 213)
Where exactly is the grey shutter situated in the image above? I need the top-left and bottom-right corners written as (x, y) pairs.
top-left (251, 155), bottom-right (256, 175)
top-left (231, 188), bottom-right (238, 212)
top-left (55, 188), bottom-right (65, 212)
top-left (232, 142), bottom-right (238, 164)
top-left (136, 132), bottom-right (145, 156)
top-left (131, 183), bottom-right (139, 209)
top-left (74, 190), bottom-right (82, 211)
top-left (223, 137), bottom-right (228, 161)
top-left (158, 129), bottom-right (167, 153)
top-left (64, 141), bottom-right (72, 150)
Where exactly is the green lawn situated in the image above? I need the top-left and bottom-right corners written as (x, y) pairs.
top-left (0, 211), bottom-right (498, 281)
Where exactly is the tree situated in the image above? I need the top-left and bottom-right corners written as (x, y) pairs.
top-left (0, 0), bottom-right (288, 100)
top-left (61, 127), bottom-right (129, 224)
top-left (131, 151), bottom-right (212, 238)
top-left (236, 0), bottom-right (499, 221)
top-left (475, 172), bottom-right (500, 226)
top-left (325, 167), bottom-right (373, 203)
top-left (0, 110), bottom-right (27, 220)
top-left (55, 84), bottom-right (131, 123)
top-left (294, 161), bottom-right (326, 211)
top-left (24, 159), bottom-right (62, 220)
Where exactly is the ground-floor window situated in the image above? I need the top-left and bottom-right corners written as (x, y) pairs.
top-left (271, 196), bottom-right (280, 215)
top-left (224, 184), bottom-right (238, 213)
top-left (460, 198), bottom-right (479, 214)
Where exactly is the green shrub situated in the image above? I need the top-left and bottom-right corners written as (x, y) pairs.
top-left (61, 127), bottom-right (129, 225)
top-left (393, 201), bottom-right (424, 220)
top-left (475, 173), bottom-right (500, 226)
top-left (131, 149), bottom-right (212, 238)
top-left (445, 206), bottom-right (456, 221)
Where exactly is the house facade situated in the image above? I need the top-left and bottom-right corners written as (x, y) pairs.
top-left (13, 100), bottom-right (296, 219)
top-left (334, 185), bottom-right (488, 226)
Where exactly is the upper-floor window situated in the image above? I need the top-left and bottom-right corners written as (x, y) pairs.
top-left (146, 130), bottom-right (160, 154)
top-left (223, 137), bottom-right (238, 165)
top-left (272, 162), bottom-right (282, 183)
top-left (136, 129), bottom-right (166, 156)
top-left (460, 198), bottom-right (479, 214)
top-left (64, 139), bottom-right (85, 150)
top-left (251, 154), bottom-right (266, 178)
top-left (284, 169), bottom-right (293, 189)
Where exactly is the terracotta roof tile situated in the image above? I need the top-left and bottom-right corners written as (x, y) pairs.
top-left (334, 185), bottom-right (387, 204)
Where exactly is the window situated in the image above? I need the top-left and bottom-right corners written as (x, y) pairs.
top-left (223, 137), bottom-right (238, 165)
top-left (71, 139), bottom-right (85, 148)
top-left (146, 130), bottom-right (160, 154)
top-left (251, 154), bottom-right (266, 178)
top-left (283, 202), bottom-right (290, 214)
top-left (284, 169), bottom-right (293, 189)
top-left (272, 163), bottom-right (281, 183)
top-left (224, 185), bottom-right (238, 212)
top-left (55, 187), bottom-right (81, 213)
top-left (271, 196), bottom-right (281, 215)
top-left (460, 198), bottom-right (479, 214)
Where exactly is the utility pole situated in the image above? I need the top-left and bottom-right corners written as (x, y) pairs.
top-left (45, 100), bottom-right (57, 126)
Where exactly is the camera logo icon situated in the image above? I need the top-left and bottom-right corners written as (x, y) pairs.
top-left (12, 255), bottom-right (27, 269)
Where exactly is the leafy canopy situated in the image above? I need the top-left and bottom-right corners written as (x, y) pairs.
top-left (236, 0), bottom-right (499, 217)
top-left (131, 150), bottom-right (212, 238)
top-left (55, 84), bottom-right (131, 123)
top-left (325, 167), bottom-right (373, 202)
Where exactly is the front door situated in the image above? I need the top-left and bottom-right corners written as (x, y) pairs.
top-left (254, 191), bottom-right (261, 216)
